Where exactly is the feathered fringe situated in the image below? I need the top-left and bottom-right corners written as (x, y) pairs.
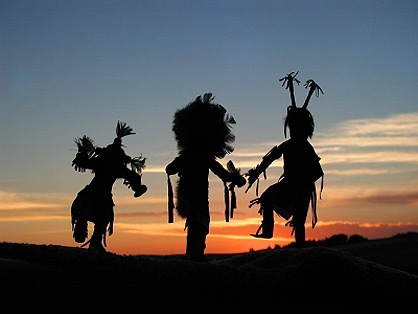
top-left (74, 135), bottom-right (95, 156)
top-left (130, 155), bottom-right (146, 173)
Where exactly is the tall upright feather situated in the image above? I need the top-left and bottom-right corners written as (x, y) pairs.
top-left (116, 121), bottom-right (136, 138)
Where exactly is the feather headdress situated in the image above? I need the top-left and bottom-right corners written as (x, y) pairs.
top-left (116, 121), bottom-right (136, 138)
top-left (172, 93), bottom-right (236, 159)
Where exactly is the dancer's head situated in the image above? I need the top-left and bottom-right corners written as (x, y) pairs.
top-left (284, 106), bottom-right (315, 139)
top-left (172, 93), bottom-right (236, 158)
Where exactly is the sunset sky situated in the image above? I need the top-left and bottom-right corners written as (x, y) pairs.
top-left (1, 0), bottom-right (417, 255)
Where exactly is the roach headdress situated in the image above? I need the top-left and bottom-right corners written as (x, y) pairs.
top-left (172, 93), bottom-right (236, 159)
top-left (279, 71), bottom-right (323, 139)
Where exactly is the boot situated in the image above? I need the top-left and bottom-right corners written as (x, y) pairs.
top-left (251, 208), bottom-right (274, 238)
top-left (73, 220), bottom-right (88, 243)
top-left (88, 224), bottom-right (106, 253)
top-left (251, 220), bottom-right (274, 238)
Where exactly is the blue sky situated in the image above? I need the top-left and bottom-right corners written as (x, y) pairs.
top-left (1, 0), bottom-right (417, 255)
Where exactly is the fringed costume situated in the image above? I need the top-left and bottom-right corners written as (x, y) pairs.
top-left (71, 121), bottom-right (147, 252)
top-left (166, 93), bottom-right (246, 261)
top-left (246, 72), bottom-right (324, 247)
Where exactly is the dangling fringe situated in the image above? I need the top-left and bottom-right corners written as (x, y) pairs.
top-left (319, 174), bottom-right (324, 199)
top-left (311, 182), bottom-right (318, 228)
top-left (229, 184), bottom-right (237, 218)
top-left (167, 175), bottom-right (174, 223)
top-left (223, 182), bottom-right (239, 222)
top-left (310, 174), bottom-right (324, 228)
top-left (224, 182), bottom-right (229, 222)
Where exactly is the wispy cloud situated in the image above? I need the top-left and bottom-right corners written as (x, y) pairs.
top-left (233, 112), bottom-right (418, 170)
top-left (329, 112), bottom-right (418, 138)
top-left (0, 190), bottom-right (71, 211)
top-left (323, 190), bottom-right (418, 206)
top-left (315, 112), bottom-right (418, 164)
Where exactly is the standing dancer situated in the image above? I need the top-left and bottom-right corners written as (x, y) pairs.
top-left (246, 72), bottom-right (324, 247)
top-left (166, 93), bottom-right (246, 261)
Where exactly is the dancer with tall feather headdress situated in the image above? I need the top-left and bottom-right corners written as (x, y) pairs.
top-left (71, 121), bottom-right (147, 252)
top-left (166, 93), bottom-right (246, 261)
top-left (246, 72), bottom-right (324, 248)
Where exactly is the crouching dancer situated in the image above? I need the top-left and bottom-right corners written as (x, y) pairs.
top-left (71, 121), bottom-right (147, 252)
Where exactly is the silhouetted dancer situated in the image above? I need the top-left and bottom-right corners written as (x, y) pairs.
top-left (166, 93), bottom-right (246, 261)
top-left (246, 72), bottom-right (324, 248)
top-left (71, 121), bottom-right (147, 252)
